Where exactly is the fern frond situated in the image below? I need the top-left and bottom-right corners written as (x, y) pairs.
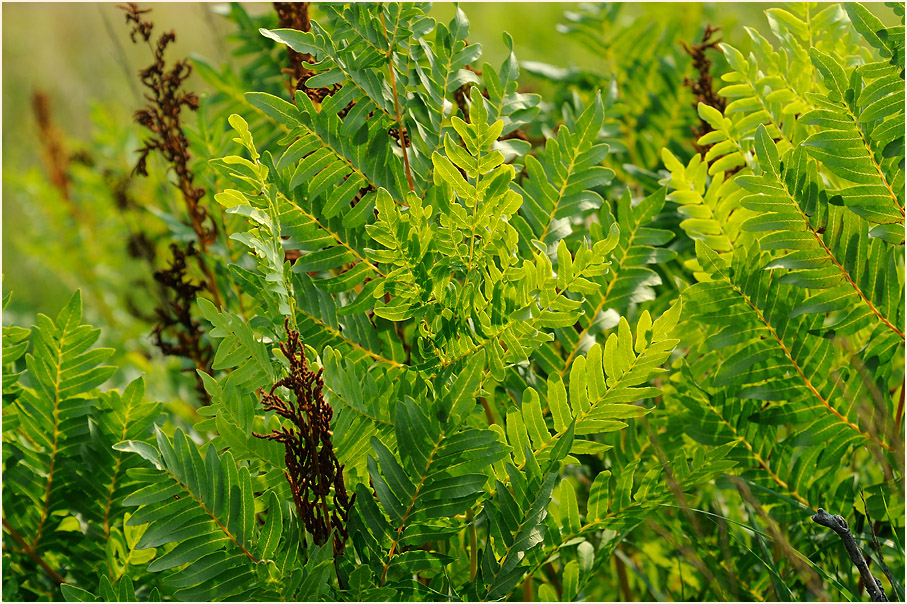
top-left (666, 356), bottom-right (901, 528)
top-left (116, 428), bottom-right (289, 601)
top-left (363, 88), bottom-right (620, 376)
top-left (345, 353), bottom-right (506, 585)
top-left (513, 91), bottom-right (613, 251)
top-left (844, 2), bottom-right (905, 71)
top-left (660, 148), bottom-right (752, 260)
top-left (802, 48), bottom-right (904, 224)
top-left (79, 379), bottom-right (161, 541)
top-left (668, 374), bottom-right (814, 510)
top-left (471, 469), bottom-right (557, 601)
top-left (407, 7), bottom-right (482, 189)
top-left (686, 241), bottom-right (894, 455)
top-left (258, 5), bottom-right (420, 195)
top-left (3, 291), bottom-right (116, 557)
top-left (740, 125), bottom-right (905, 342)
top-left (323, 347), bottom-right (400, 481)
top-left (713, 4), bottom-right (875, 161)
top-left (476, 32), bottom-right (541, 146)
top-left (223, 92), bottom-right (404, 312)
top-left (502, 303), bottom-right (680, 470)
top-left (551, 188), bottom-right (677, 374)
top-left (717, 39), bottom-right (807, 151)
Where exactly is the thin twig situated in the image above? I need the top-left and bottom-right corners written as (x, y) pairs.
top-left (811, 508), bottom-right (888, 602)
top-left (860, 490), bottom-right (897, 599)
top-left (467, 508), bottom-right (478, 581)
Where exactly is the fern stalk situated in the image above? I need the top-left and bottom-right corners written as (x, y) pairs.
top-left (2, 518), bottom-right (65, 584)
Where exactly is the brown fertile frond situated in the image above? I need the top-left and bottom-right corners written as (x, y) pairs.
top-left (274, 2), bottom-right (317, 95)
top-left (120, 3), bottom-right (219, 262)
top-left (122, 1), bottom-right (224, 319)
top-left (31, 91), bottom-right (73, 208)
top-left (122, 6), bottom-right (219, 403)
top-left (682, 24), bottom-right (728, 157)
top-left (254, 319), bottom-right (355, 558)
top-left (152, 242), bottom-right (214, 404)
top-left (125, 9), bottom-right (207, 232)
top-left (119, 2), bottom-right (153, 43)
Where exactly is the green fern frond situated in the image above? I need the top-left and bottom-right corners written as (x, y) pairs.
top-left (78, 379), bottom-right (161, 544)
top-left (471, 469), bottom-right (557, 601)
top-left (3, 291), bottom-right (116, 556)
top-left (661, 148), bottom-right (752, 260)
top-left (346, 353), bottom-right (505, 583)
top-left (686, 241), bottom-right (894, 456)
top-left (503, 302), bottom-right (680, 470)
top-left (548, 188), bottom-right (677, 375)
top-left (845, 2), bottom-right (906, 71)
top-left (116, 428), bottom-right (290, 601)
top-left (740, 125), bottom-right (905, 343)
top-left (323, 347), bottom-right (402, 480)
top-left (802, 49), bottom-right (905, 224)
top-left (363, 87), bottom-right (620, 376)
top-left (513, 91), bottom-right (613, 251)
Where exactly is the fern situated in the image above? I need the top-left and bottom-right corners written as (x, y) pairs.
top-left (115, 429), bottom-right (286, 601)
top-left (513, 92), bottom-right (613, 251)
top-left (3, 293), bottom-right (116, 574)
top-left (547, 188), bottom-right (678, 375)
top-left (2, 292), bottom-right (167, 598)
top-left (5, 2), bottom-right (904, 601)
top-left (351, 386), bottom-right (508, 589)
top-left (741, 125), bottom-right (904, 345)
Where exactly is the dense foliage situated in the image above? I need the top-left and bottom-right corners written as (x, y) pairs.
top-left (3, 2), bottom-right (904, 601)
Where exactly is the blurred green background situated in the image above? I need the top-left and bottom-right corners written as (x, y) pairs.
top-left (4, 2), bottom-right (892, 324)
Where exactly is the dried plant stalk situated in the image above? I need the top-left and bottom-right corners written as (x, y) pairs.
top-left (682, 24), bottom-right (727, 157)
top-left (120, 2), bottom-right (223, 309)
top-left (255, 320), bottom-right (354, 557)
top-left (152, 243), bottom-right (214, 404)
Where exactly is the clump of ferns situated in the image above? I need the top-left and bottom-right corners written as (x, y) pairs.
top-left (254, 320), bottom-right (355, 558)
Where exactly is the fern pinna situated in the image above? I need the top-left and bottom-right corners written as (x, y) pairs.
top-left (2, 2), bottom-right (903, 602)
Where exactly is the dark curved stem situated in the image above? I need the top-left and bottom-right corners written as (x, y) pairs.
top-left (811, 508), bottom-right (888, 602)
top-left (2, 517), bottom-right (65, 585)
